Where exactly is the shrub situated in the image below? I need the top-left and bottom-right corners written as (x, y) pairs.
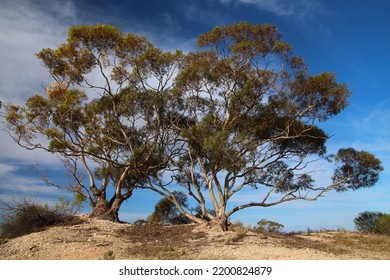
top-left (55, 193), bottom-right (85, 216)
top-left (375, 215), bottom-right (390, 235)
top-left (101, 250), bottom-right (115, 260)
top-left (353, 211), bottom-right (385, 233)
top-left (230, 220), bottom-right (251, 234)
top-left (0, 199), bottom-right (66, 238)
top-left (133, 219), bottom-right (147, 225)
top-left (146, 191), bottom-right (191, 225)
top-left (254, 219), bottom-right (284, 234)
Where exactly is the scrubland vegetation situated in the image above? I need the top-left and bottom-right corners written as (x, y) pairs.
top-left (1, 200), bottom-right (390, 260)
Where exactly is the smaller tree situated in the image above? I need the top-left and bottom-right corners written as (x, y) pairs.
top-left (353, 211), bottom-right (385, 233)
top-left (147, 192), bottom-right (191, 225)
top-left (254, 219), bottom-right (284, 234)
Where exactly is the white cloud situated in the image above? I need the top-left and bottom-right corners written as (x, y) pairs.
top-left (0, 130), bottom-right (61, 166)
top-left (0, 0), bottom-right (81, 203)
top-left (350, 100), bottom-right (390, 139)
top-left (0, 165), bottom-right (68, 209)
top-left (0, 175), bottom-right (62, 196)
top-left (0, 162), bottom-right (18, 175)
top-left (324, 99), bottom-right (390, 180)
top-left (0, 0), bottom-right (81, 170)
top-left (0, 0), bottom-right (77, 105)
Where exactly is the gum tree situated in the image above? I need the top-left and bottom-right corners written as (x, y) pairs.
top-left (145, 22), bottom-right (383, 230)
top-left (5, 25), bottom-right (182, 222)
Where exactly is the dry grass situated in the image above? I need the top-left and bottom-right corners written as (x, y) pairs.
top-left (115, 224), bottom-right (205, 260)
top-left (129, 243), bottom-right (187, 260)
top-left (1, 216), bottom-right (389, 260)
top-left (280, 230), bottom-right (390, 257)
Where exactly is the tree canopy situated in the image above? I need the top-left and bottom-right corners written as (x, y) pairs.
top-left (5, 24), bottom-right (183, 221)
top-left (4, 23), bottom-right (383, 229)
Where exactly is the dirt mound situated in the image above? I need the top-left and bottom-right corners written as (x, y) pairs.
top-left (1, 216), bottom-right (389, 260)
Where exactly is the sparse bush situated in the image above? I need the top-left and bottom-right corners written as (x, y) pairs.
top-left (55, 193), bottom-right (85, 216)
top-left (254, 219), bottom-right (284, 234)
top-left (0, 199), bottom-right (67, 239)
top-left (230, 220), bottom-right (251, 234)
top-left (354, 211), bottom-right (385, 233)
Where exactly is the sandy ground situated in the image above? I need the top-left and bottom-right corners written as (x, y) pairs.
top-left (1, 216), bottom-right (389, 260)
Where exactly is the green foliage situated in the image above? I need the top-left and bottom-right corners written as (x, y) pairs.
top-left (254, 219), bottom-right (285, 234)
top-left (334, 149), bottom-right (383, 191)
top-left (0, 199), bottom-right (66, 239)
top-left (376, 215), bottom-right (390, 235)
top-left (55, 194), bottom-right (85, 216)
top-left (147, 192), bottom-right (191, 225)
top-left (353, 211), bottom-right (390, 234)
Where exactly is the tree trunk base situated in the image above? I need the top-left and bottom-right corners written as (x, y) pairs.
top-left (207, 217), bottom-right (231, 232)
top-left (89, 199), bottom-right (121, 223)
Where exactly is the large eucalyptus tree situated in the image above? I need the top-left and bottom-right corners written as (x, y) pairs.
top-left (145, 22), bottom-right (383, 230)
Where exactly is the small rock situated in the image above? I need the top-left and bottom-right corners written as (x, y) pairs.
top-left (29, 245), bottom-right (37, 251)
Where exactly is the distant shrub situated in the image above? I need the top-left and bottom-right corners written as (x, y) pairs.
top-left (353, 211), bottom-right (385, 233)
top-left (0, 199), bottom-right (67, 239)
top-left (375, 215), bottom-right (390, 235)
top-left (254, 219), bottom-right (284, 234)
top-left (147, 191), bottom-right (191, 225)
top-left (133, 219), bottom-right (147, 225)
top-left (230, 220), bottom-right (251, 234)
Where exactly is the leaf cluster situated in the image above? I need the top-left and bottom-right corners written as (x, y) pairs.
top-left (334, 148), bottom-right (383, 191)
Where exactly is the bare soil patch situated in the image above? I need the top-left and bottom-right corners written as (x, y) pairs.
top-left (1, 216), bottom-right (389, 260)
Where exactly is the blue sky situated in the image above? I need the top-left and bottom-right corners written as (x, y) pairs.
top-left (1, 0), bottom-right (389, 231)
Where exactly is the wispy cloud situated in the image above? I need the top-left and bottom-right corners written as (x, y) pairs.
top-left (0, 0), bottom-right (80, 204)
top-left (219, 0), bottom-right (326, 19)
top-left (0, 162), bottom-right (18, 175)
top-left (324, 99), bottom-right (390, 173)
top-left (216, 0), bottom-right (333, 40)
top-left (350, 100), bottom-right (390, 140)
top-left (0, 165), bottom-right (68, 205)
top-left (0, 0), bottom-right (78, 105)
